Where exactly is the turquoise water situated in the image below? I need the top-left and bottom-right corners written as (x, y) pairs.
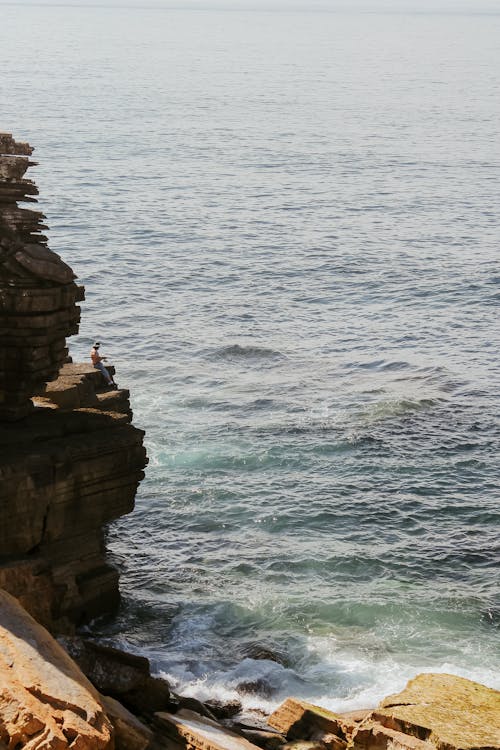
top-left (2, 3), bottom-right (499, 713)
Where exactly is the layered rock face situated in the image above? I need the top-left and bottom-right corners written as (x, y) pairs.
top-left (0, 133), bottom-right (84, 421)
top-left (0, 134), bottom-right (147, 631)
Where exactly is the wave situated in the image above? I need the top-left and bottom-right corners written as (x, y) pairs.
top-left (156, 631), bottom-right (500, 720)
top-left (211, 344), bottom-right (286, 361)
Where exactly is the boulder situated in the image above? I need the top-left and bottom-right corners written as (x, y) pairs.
top-left (0, 589), bottom-right (113, 750)
top-left (267, 699), bottom-right (366, 742)
top-left (364, 673), bottom-right (500, 750)
top-left (204, 700), bottom-right (243, 721)
top-left (61, 639), bottom-right (172, 717)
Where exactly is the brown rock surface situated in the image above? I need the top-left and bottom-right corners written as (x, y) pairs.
top-left (60, 639), bottom-right (171, 717)
top-left (350, 721), bottom-right (433, 750)
top-left (267, 699), bottom-right (366, 742)
top-left (0, 134), bottom-right (147, 631)
top-left (100, 695), bottom-right (153, 750)
top-left (0, 404), bottom-right (147, 630)
top-left (0, 133), bottom-right (83, 421)
top-left (367, 673), bottom-right (500, 750)
top-left (0, 589), bottom-right (113, 750)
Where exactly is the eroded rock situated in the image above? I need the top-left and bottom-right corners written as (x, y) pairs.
top-left (268, 699), bottom-right (364, 742)
top-left (0, 133), bottom-right (83, 421)
top-left (0, 590), bottom-right (113, 750)
top-left (367, 673), bottom-right (500, 750)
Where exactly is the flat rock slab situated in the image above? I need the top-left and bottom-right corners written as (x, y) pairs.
top-left (372, 673), bottom-right (500, 750)
top-left (156, 709), bottom-right (263, 750)
top-left (0, 589), bottom-right (113, 750)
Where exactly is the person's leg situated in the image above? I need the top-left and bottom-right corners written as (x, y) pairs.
top-left (95, 361), bottom-right (113, 385)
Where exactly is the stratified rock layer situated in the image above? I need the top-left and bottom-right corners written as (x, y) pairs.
top-left (0, 134), bottom-right (147, 631)
top-left (0, 589), bottom-right (113, 750)
top-left (0, 391), bottom-right (147, 631)
top-left (0, 133), bottom-right (84, 421)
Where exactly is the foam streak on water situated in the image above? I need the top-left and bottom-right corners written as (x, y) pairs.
top-left (2, 3), bottom-right (500, 712)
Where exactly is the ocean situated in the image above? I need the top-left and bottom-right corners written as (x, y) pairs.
top-left (1, 2), bottom-right (499, 714)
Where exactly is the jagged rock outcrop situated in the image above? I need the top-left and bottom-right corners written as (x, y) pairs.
top-left (366, 673), bottom-right (500, 750)
top-left (0, 589), bottom-right (113, 750)
top-left (267, 675), bottom-right (500, 750)
top-left (0, 133), bottom-right (84, 421)
top-left (0, 135), bottom-right (147, 631)
top-left (60, 637), bottom-right (172, 718)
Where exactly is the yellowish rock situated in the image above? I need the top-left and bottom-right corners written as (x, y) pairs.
top-left (0, 590), bottom-right (113, 750)
top-left (268, 698), bottom-right (367, 741)
top-left (370, 673), bottom-right (500, 750)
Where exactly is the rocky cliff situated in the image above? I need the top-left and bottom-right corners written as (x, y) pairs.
top-left (1, 133), bottom-right (499, 750)
top-left (0, 133), bottom-right (147, 632)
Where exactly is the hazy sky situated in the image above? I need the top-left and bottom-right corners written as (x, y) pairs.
top-left (1, 0), bottom-right (500, 10)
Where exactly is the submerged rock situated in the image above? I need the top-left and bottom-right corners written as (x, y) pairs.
top-left (241, 642), bottom-right (289, 668)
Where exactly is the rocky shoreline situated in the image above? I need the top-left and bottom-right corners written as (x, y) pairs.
top-left (1, 133), bottom-right (499, 750)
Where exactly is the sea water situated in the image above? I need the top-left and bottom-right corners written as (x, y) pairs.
top-left (1, 2), bottom-right (499, 713)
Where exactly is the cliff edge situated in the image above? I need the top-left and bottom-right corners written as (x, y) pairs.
top-left (0, 133), bottom-right (147, 632)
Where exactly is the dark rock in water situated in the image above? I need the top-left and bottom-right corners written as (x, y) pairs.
top-left (241, 641), bottom-right (289, 667)
top-left (237, 679), bottom-right (274, 698)
top-left (175, 695), bottom-right (218, 721)
top-left (60, 637), bottom-right (171, 717)
top-left (205, 699), bottom-right (243, 720)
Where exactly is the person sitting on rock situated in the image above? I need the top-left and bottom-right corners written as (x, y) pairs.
top-left (90, 341), bottom-right (116, 388)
